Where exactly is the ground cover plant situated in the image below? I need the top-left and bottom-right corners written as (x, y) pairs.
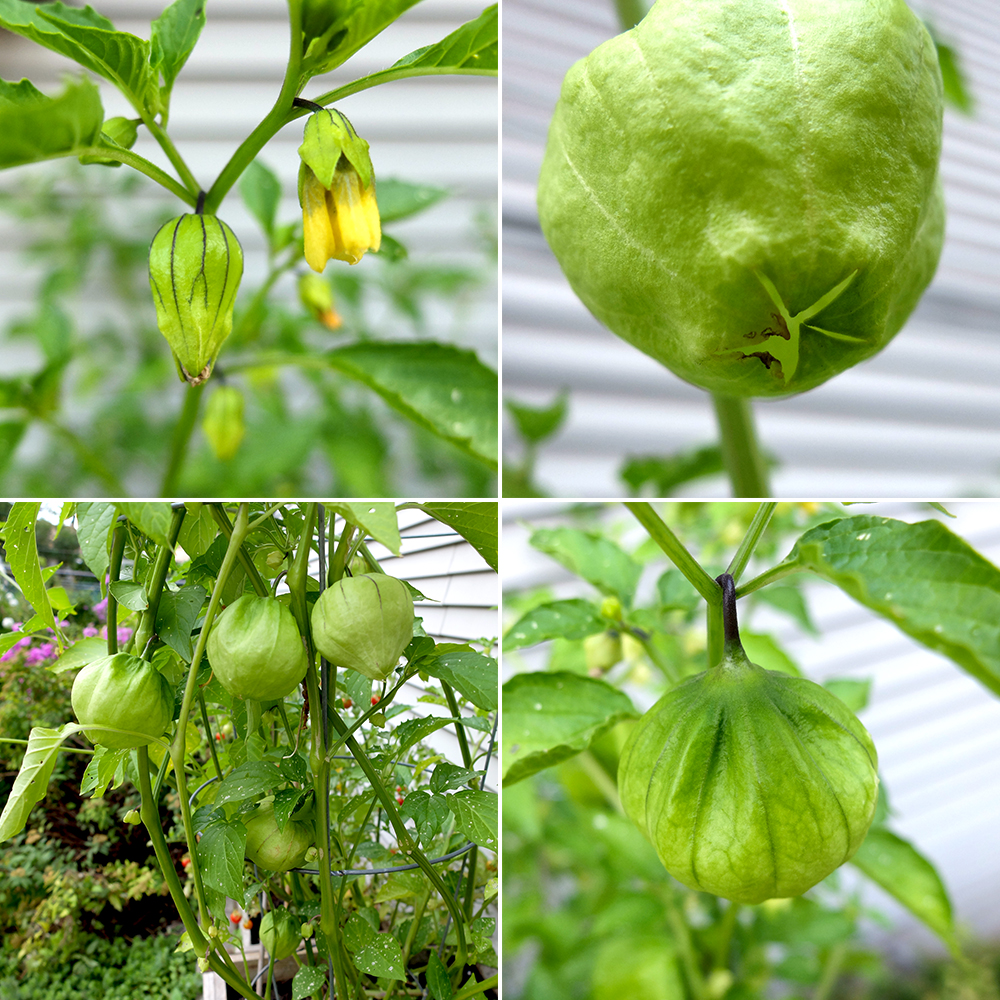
top-left (0, 501), bottom-right (499, 1000)
top-left (0, 0), bottom-right (498, 496)
top-left (502, 502), bottom-right (1000, 999)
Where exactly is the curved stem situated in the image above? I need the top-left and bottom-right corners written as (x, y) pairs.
top-left (78, 145), bottom-right (197, 206)
top-left (712, 394), bottom-right (770, 498)
top-left (143, 117), bottom-right (202, 196)
top-left (160, 384), bottom-right (206, 495)
top-left (309, 65), bottom-right (495, 107)
top-left (203, 0), bottom-right (304, 213)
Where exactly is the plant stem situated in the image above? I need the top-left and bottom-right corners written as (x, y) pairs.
top-left (612, 0), bottom-right (648, 29)
top-left (726, 503), bottom-right (777, 583)
top-left (309, 65), bottom-right (497, 107)
top-left (712, 394), bottom-right (770, 498)
top-left (813, 941), bottom-right (847, 1000)
top-left (713, 901), bottom-right (740, 970)
top-left (160, 384), bottom-right (206, 495)
top-left (77, 145), bottom-right (197, 206)
top-left (203, 0), bottom-right (304, 213)
top-left (452, 974), bottom-right (498, 1000)
top-left (662, 889), bottom-right (708, 1000)
top-left (624, 502), bottom-right (720, 604)
top-left (144, 117), bottom-right (202, 196)
top-left (209, 503), bottom-right (271, 597)
top-left (735, 560), bottom-right (801, 598)
top-left (132, 506), bottom-right (186, 655)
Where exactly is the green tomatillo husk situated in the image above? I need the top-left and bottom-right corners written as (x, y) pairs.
top-left (538, 0), bottom-right (944, 397)
top-left (148, 212), bottom-right (244, 385)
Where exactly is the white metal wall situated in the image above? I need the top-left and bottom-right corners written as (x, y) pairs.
top-left (501, 500), bottom-right (1000, 954)
top-left (0, 0), bottom-right (498, 365)
top-left (502, 0), bottom-right (1000, 498)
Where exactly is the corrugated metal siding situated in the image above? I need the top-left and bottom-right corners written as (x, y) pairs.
top-left (0, 0), bottom-right (498, 365)
top-left (501, 500), bottom-right (1000, 952)
top-left (502, 0), bottom-right (1000, 498)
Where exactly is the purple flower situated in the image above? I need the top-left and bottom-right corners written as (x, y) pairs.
top-left (92, 598), bottom-right (108, 623)
top-left (36, 643), bottom-right (56, 661)
top-left (83, 626), bottom-right (99, 638)
top-left (117, 627), bottom-right (133, 644)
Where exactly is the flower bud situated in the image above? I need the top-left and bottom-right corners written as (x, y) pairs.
top-left (148, 213), bottom-right (244, 385)
top-left (202, 385), bottom-right (245, 461)
top-left (298, 108), bottom-right (380, 270)
top-left (297, 272), bottom-right (342, 329)
top-left (80, 116), bottom-right (139, 166)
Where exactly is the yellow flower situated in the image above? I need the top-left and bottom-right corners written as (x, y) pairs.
top-left (297, 107), bottom-right (380, 270)
top-left (300, 159), bottom-right (380, 269)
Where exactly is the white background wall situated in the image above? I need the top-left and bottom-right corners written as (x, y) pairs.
top-left (503, 0), bottom-right (1000, 498)
top-left (501, 500), bottom-right (1000, 954)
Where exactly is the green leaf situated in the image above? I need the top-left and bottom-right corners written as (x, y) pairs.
top-left (592, 937), bottom-right (684, 1000)
top-left (49, 636), bottom-right (108, 674)
top-left (423, 649), bottom-right (498, 711)
top-left (239, 158), bottom-right (281, 239)
top-left (850, 826), bottom-right (957, 950)
top-left (0, 75), bottom-right (103, 169)
top-left (150, 0), bottom-right (205, 99)
top-left (398, 790), bottom-right (451, 846)
top-left (506, 391), bottom-right (568, 446)
top-left (620, 445), bottom-right (725, 495)
top-left (754, 583), bottom-right (819, 635)
top-left (416, 502), bottom-right (498, 572)
top-left (376, 178), bottom-right (448, 223)
top-left (293, 966), bottom-right (327, 1000)
top-left (0, 725), bottom-right (76, 842)
top-left (780, 515), bottom-right (1000, 699)
top-left (324, 342), bottom-right (497, 469)
top-left (425, 951), bottom-right (453, 1000)
top-left (390, 5), bottom-right (497, 72)
top-left (503, 599), bottom-right (604, 651)
top-left (301, 0), bottom-right (421, 79)
top-left (2, 503), bottom-right (57, 634)
top-left (116, 502), bottom-right (174, 548)
top-left (448, 788), bottom-right (497, 852)
top-left (501, 671), bottom-right (638, 785)
top-left (0, 0), bottom-right (159, 115)
top-left (328, 501), bottom-right (401, 555)
top-left (823, 678), bottom-right (871, 713)
top-left (530, 527), bottom-right (642, 605)
top-left (394, 716), bottom-right (464, 753)
top-left (177, 503), bottom-right (216, 559)
top-left (197, 819), bottom-right (248, 902)
top-left (344, 912), bottom-right (405, 980)
top-left (109, 579), bottom-right (148, 612)
top-left (214, 761), bottom-right (284, 809)
top-left (75, 502), bottom-right (116, 582)
top-left (156, 584), bottom-right (207, 661)
top-left (741, 631), bottom-right (801, 676)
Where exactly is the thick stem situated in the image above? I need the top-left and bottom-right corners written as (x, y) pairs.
top-left (716, 573), bottom-right (740, 647)
top-left (160, 384), bottom-right (206, 496)
top-left (132, 506), bottom-right (186, 656)
top-left (712, 394), bottom-right (770, 498)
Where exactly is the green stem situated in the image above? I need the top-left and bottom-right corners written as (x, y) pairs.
top-left (171, 504), bottom-right (251, 927)
top-left (624, 502), bottom-right (720, 604)
top-left (160, 384), bottom-right (206, 495)
top-left (712, 394), bottom-right (770, 498)
top-left (132, 506), bottom-right (186, 656)
top-left (631, 628), bottom-right (680, 686)
top-left (209, 504), bottom-right (271, 597)
top-left (452, 974), bottom-right (498, 1000)
top-left (203, 0), bottom-right (304, 213)
top-left (726, 503), bottom-right (778, 584)
top-left (106, 522), bottom-right (127, 656)
top-left (713, 901), bottom-right (740, 970)
top-left (143, 117), bottom-right (202, 196)
top-left (578, 750), bottom-right (623, 814)
top-left (813, 941), bottom-right (847, 1000)
top-left (77, 145), bottom-right (197, 206)
top-left (136, 745), bottom-right (264, 1000)
top-left (612, 0), bottom-right (648, 29)
top-left (735, 560), bottom-right (801, 598)
top-left (663, 890), bottom-right (708, 1000)
top-left (309, 65), bottom-right (496, 107)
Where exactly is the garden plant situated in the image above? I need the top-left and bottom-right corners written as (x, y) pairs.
top-left (0, 0), bottom-right (498, 496)
top-left (0, 501), bottom-right (499, 1000)
top-left (515, 0), bottom-right (974, 497)
top-left (503, 502), bottom-right (1000, 998)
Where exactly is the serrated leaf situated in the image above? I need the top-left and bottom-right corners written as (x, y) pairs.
top-left (503, 599), bottom-right (604, 651)
top-left (398, 790), bottom-right (450, 845)
top-left (150, 0), bottom-right (205, 98)
top-left (393, 716), bottom-right (463, 752)
top-left (2, 503), bottom-right (57, 634)
top-left (214, 761), bottom-right (283, 808)
top-left (423, 648), bottom-right (497, 711)
top-left (344, 913), bottom-right (405, 980)
top-left (530, 527), bottom-right (642, 606)
top-left (429, 762), bottom-right (479, 793)
top-left (197, 819), bottom-right (248, 901)
top-left (328, 502), bottom-right (400, 556)
top-left (850, 826), bottom-right (957, 949)
top-left (416, 502), bottom-right (497, 572)
top-left (0, 75), bottom-right (104, 169)
top-left (448, 788), bottom-right (497, 852)
top-left (116, 502), bottom-right (175, 547)
top-left (156, 583), bottom-right (207, 660)
top-left (0, 725), bottom-right (77, 842)
top-left (79, 745), bottom-right (129, 799)
top-left (376, 178), bottom-right (448, 223)
top-left (324, 342), bottom-right (497, 469)
top-left (780, 515), bottom-right (1000, 698)
top-left (502, 671), bottom-right (638, 785)
top-left (506, 391), bottom-right (568, 446)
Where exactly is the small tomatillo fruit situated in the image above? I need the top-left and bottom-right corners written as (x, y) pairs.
top-left (617, 574), bottom-right (878, 904)
top-left (538, 0), bottom-right (944, 397)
